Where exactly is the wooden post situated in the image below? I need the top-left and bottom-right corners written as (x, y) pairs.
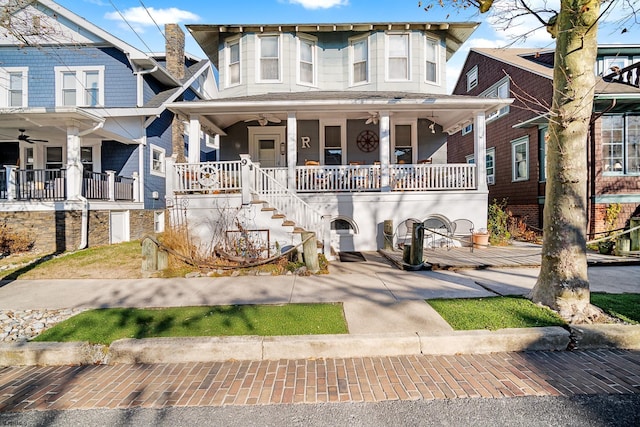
top-left (141, 237), bottom-right (158, 272)
top-left (409, 222), bottom-right (424, 266)
top-left (629, 217), bottom-right (640, 251)
top-left (383, 220), bottom-right (394, 250)
top-left (302, 231), bottom-right (320, 273)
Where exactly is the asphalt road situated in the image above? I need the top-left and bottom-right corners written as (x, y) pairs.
top-left (1, 394), bottom-right (638, 427)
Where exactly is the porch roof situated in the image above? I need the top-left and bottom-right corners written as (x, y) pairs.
top-left (167, 91), bottom-right (512, 135)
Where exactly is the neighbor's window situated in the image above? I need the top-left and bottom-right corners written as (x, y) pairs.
top-left (387, 33), bottom-right (409, 81)
top-left (351, 37), bottom-right (368, 85)
top-left (226, 38), bottom-right (241, 86)
top-left (466, 66), bottom-right (478, 91)
top-left (466, 148), bottom-right (495, 185)
top-left (298, 36), bottom-right (316, 85)
top-left (258, 35), bottom-right (280, 81)
top-left (601, 114), bottom-right (640, 174)
top-left (55, 66), bottom-right (104, 107)
top-left (461, 123), bottom-right (473, 135)
top-left (425, 37), bottom-right (438, 83)
top-left (512, 137), bottom-right (529, 181)
top-left (484, 78), bottom-right (510, 121)
top-left (150, 145), bottom-right (166, 176)
top-left (539, 127), bottom-right (548, 182)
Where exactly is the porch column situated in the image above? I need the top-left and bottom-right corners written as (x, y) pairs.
top-left (106, 170), bottom-right (116, 201)
top-left (188, 115), bottom-right (201, 164)
top-left (379, 111), bottom-right (391, 191)
top-left (287, 112), bottom-right (297, 191)
top-left (65, 124), bottom-right (83, 200)
top-left (240, 154), bottom-right (252, 205)
top-left (473, 111), bottom-right (488, 192)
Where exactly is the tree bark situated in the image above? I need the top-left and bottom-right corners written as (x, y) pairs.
top-left (528, 0), bottom-right (601, 323)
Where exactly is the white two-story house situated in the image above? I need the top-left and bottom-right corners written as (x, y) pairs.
top-left (166, 22), bottom-right (511, 256)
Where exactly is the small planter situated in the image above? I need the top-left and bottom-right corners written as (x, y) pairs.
top-left (598, 240), bottom-right (615, 255)
top-left (472, 232), bottom-right (490, 249)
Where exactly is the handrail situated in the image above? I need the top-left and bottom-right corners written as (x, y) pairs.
top-left (252, 164), bottom-right (325, 237)
top-left (602, 61), bottom-right (640, 88)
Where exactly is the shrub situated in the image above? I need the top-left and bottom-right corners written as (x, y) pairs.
top-left (488, 199), bottom-right (511, 245)
top-left (0, 223), bottom-right (34, 256)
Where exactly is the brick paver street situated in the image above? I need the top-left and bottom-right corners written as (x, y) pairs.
top-left (1, 350), bottom-right (638, 412)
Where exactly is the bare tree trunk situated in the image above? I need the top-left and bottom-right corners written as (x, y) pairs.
top-left (529, 0), bottom-right (602, 323)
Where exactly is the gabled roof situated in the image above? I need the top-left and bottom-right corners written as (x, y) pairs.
top-left (2, 0), bottom-right (179, 86)
top-left (187, 22), bottom-right (479, 68)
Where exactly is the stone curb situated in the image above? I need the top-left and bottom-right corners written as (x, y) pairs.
top-left (1, 325), bottom-right (638, 366)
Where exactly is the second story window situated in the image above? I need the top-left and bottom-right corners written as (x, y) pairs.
top-left (467, 66), bottom-right (478, 91)
top-left (258, 35), bottom-right (280, 82)
top-left (425, 37), bottom-right (438, 83)
top-left (298, 37), bottom-right (316, 86)
top-left (483, 78), bottom-right (510, 121)
top-left (387, 33), bottom-right (409, 81)
top-left (1, 67), bottom-right (28, 108)
top-left (55, 66), bottom-right (104, 107)
top-left (226, 38), bottom-right (241, 86)
top-left (351, 37), bottom-right (368, 85)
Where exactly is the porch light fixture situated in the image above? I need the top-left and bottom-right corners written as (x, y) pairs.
top-left (428, 121), bottom-right (436, 134)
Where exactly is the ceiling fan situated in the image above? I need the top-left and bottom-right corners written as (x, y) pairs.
top-left (18, 129), bottom-right (48, 143)
top-left (244, 114), bottom-right (282, 126)
top-left (364, 112), bottom-right (379, 125)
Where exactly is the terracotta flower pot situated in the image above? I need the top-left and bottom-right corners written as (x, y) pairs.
top-left (472, 233), bottom-right (490, 249)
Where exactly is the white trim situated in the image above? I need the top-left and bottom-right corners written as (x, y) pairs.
top-left (385, 32), bottom-right (410, 82)
top-left (54, 66), bottom-right (105, 107)
top-left (466, 65), bottom-right (478, 91)
top-left (0, 67), bottom-right (28, 108)
top-left (391, 118), bottom-right (417, 164)
top-left (297, 34), bottom-right (317, 87)
top-left (511, 136), bottom-right (529, 182)
top-left (256, 34), bottom-right (282, 83)
top-left (349, 34), bottom-right (369, 86)
top-left (424, 36), bottom-right (439, 85)
top-left (225, 36), bottom-right (241, 88)
top-left (150, 144), bottom-right (166, 177)
top-left (319, 119), bottom-right (347, 165)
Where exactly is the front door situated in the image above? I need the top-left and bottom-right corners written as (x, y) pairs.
top-left (248, 127), bottom-right (286, 167)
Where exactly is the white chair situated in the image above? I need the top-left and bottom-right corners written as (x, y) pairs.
top-left (452, 218), bottom-right (475, 248)
top-left (423, 215), bottom-right (454, 249)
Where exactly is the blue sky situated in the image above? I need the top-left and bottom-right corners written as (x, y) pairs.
top-left (55, 0), bottom-right (640, 91)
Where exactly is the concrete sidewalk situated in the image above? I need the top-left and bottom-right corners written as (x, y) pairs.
top-left (0, 251), bottom-right (639, 365)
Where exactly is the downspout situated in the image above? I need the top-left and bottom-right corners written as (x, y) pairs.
top-left (75, 121), bottom-right (105, 250)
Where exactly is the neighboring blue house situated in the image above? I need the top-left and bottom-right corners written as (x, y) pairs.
top-left (0, 0), bottom-right (216, 251)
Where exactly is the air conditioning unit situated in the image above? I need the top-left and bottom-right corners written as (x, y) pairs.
top-left (487, 176), bottom-right (495, 185)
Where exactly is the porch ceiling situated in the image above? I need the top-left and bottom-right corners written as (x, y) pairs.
top-left (168, 92), bottom-right (512, 135)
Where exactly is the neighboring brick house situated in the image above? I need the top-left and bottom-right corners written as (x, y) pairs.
top-left (0, 0), bottom-right (216, 251)
top-left (448, 47), bottom-right (640, 236)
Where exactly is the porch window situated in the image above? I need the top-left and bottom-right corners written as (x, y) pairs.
top-left (425, 37), bottom-right (438, 83)
top-left (351, 37), bottom-right (368, 85)
top-left (602, 114), bottom-right (640, 174)
top-left (323, 125), bottom-right (342, 165)
top-left (258, 35), bottom-right (280, 81)
top-left (393, 124), bottom-right (413, 164)
top-left (226, 38), bottom-right (240, 86)
top-left (150, 144), bottom-right (166, 177)
top-left (23, 147), bottom-right (34, 170)
top-left (512, 137), bottom-right (529, 182)
top-left (298, 36), bottom-right (316, 86)
top-left (466, 66), bottom-right (478, 91)
top-left (81, 147), bottom-right (93, 173)
top-left (46, 146), bottom-right (63, 170)
top-left (387, 33), bottom-right (409, 81)
top-left (55, 66), bottom-right (104, 107)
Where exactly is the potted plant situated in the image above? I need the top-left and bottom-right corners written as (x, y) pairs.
top-left (472, 228), bottom-right (490, 249)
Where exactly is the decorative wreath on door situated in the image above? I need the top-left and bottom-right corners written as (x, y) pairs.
top-left (356, 130), bottom-right (379, 152)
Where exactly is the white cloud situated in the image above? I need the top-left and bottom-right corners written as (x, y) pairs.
top-left (105, 7), bottom-right (200, 33)
top-left (288, 0), bottom-right (348, 10)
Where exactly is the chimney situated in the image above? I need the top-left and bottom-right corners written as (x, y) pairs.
top-left (165, 24), bottom-right (186, 162)
top-left (165, 23), bottom-right (185, 80)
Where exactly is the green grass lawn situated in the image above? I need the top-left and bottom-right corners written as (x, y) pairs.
top-left (591, 293), bottom-right (640, 324)
top-left (33, 304), bottom-right (348, 345)
top-left (426, 296), bottom-right (567, 330)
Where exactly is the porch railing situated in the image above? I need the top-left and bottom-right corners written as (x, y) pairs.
top-left (174, 161), bottom-right (242, 193)
top-left (82, 171), bottom-right (135, 201)
top-left (390, 163), bottom-right (476, 190)
top-left (15, 169), bottom-right (67, 200)
top-left (296, 164), bottom-right (381, 192)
